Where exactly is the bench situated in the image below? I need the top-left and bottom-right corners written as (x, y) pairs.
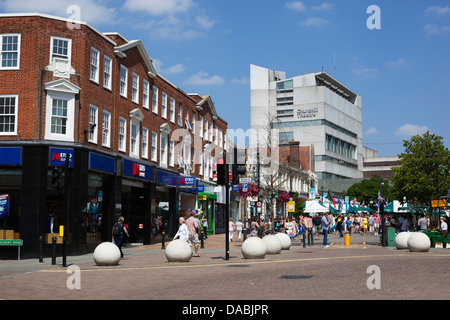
top-left (0, 239), bottom-right (23, 260)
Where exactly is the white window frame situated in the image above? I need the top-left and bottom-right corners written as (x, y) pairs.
top-left (118, 117), bottom-right (127, 152)
top-left (169, 97), bottom-right (175, 123)
top-left (49, 36), bottom-right (72, 64)
top-left (130, 120), bottom-right (140, 158)
top-left (102, 110), bottom-right (111, 148)
top-left (160, 133), bottom-right (168, 168)
top-left (151, 131), bottom-right (158, 162)
top-left (88, 104), bottom-right (98, 144)
top-left (204, 119), bottom-right (208, 141)
top-left (142, 127), bottom-right (149, 159)
top-left (177, 103), bottom-right (183, 127)
top-left (90, 47), bottom-right (99, 83)
top-left (103, 55), bottom-right (112, 90)
top-left (209, 122), bottom-right (213, 143)
top-left (0, 34), bottom-right (21, 70)
top-left (142, 79), bottom-right (149, 109)
top-left (199, 115), bottom-right (203, 138)
top-left (199, 151), bottom-right (203, 176)
top-left (132, 73), bottom-right (139, 104)
top-left (169, 140), bottom-right (175, 167)
top-left (152, 85), bottom-right (158, 114)
top-left (119, 65), bottom-right (128, 98)
top-left (45, 92), bottom-right (75, 142)
top-left (161, 92), bottom-right (167, 119)
top-left (0, 94), bottom-right (18, 135)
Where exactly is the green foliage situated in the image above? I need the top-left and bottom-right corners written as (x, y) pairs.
top-left (346, 175), bottom-right (391, 203)
top-left (391, 131), bottom-right (450, 204)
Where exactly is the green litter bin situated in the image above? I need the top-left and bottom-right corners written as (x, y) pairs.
top-left (387, 227), bottom-right (395, 246)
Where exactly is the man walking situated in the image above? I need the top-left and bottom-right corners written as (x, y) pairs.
top-left (321, 212), bottom-right (330, 247)
top-left (186, 211), bottom-right (200, 257)
top-left (336, 213), bottom-right (344, 237)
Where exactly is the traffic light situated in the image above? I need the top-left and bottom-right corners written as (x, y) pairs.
top-left (217, 158), bottom-right (227, 185)
top-left (51, 167), bottom-right (62, 188)
top-left (231, 147), bottom-right (246, 185)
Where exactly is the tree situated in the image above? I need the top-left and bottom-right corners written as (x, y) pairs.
top-left (391, 131), bottom-right (450, 204)
top-left (346, 175), bottom-right (391, 204)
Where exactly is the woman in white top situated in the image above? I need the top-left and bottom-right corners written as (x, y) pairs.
top-left (174, 217), bottom-right (188, 241)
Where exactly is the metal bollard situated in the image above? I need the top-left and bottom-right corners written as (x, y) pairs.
top-left (161, 231), bottom-right (165, 249)
top-left (200, 230), bottom-right (204, 249)
top-left (303, 232), bottom-right (306, 248)
top-left (243, 228), bottom-right (247, 241)
top-left (51, 236), bottom-right (57, 265)
top-left (39, 235), bottom-right (44, 263)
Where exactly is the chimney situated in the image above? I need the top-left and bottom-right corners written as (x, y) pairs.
top-left (289, 140), bottom-right (301, 169)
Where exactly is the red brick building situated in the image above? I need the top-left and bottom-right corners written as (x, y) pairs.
top-left (0, 13), bottom-right (227, 257)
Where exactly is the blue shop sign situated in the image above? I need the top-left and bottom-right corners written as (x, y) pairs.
top-left (123, 159), bottom-right (153, 181)
top-left (89, 152), bottom-right (116, 174)
top-left (197, 185), bottom-right (205, 192)
top-left (0, 147), bottom-right (21, 165)
top-left (0, 194), bottom-right (9, 218)
top-left (157, 170), bottom-right (178, 186)
top-left (178, 176), bottom-right (196, 186)
top-left (50, 148), bottom-right (74, 167)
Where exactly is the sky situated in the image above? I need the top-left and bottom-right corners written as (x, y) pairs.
top-left (1, 0), bottom-right (449, 157)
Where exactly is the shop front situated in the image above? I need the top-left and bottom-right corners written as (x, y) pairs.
top-left (197, 182), bottom-right (217, 235)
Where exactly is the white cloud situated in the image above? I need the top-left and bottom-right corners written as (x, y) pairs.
top-left (312, 3), bottom-right (333, 11)
top-left (0, 0), bottom-right (117, 25)
top-left (395, 124), bottom-right (429, 137)
top-left (426, 6), bottom-right (450, 15)
top-left (386, 58), bottom-right (406, 67)
top-left (184, 71), bottom-right (224, 85)
top-left (424, 23), bottom-right (450, 36)
top-left (231, 77), bottom-right (249, 84)
top-left (353, 67), bottom-right (379, 77)
top-left (132, 15), bottom-right (202, 40)
top-left (300, 17), bottom-right (329, 27)
top-left (122, 0), bottom-right (193, 16)
top-left (196, 14), bottom-right (215, 30)
top-left (285, 1), bottom-right (307, 12)
top-left (365, 127), bottom-right (378, 136)
top-left (162, 63), bottom-right (185, 74)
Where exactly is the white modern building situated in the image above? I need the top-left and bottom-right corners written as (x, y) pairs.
top-left (250, 64), bottom-right (363, 181)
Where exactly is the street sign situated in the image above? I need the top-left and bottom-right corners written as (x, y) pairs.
top-left (242, 183), bottom-right (248, 192)
top-left (256, 201), bottom-right (262, 208)
top-left (0, 239), bottom-right (22, 246)
top-left (239, 177), bottom-right (251, 183)
top-left (432, 200), bottom-right (447, 208)
top-left (287, 201), bottom-right (295, 212)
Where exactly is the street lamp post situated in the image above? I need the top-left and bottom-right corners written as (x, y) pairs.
top-left (432, 151), bottom-right (440, 228)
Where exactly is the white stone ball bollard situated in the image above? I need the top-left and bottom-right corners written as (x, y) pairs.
top-left (394, 232), bottom-right (410, 250)
top-left (93, 242), bottom-right (121, 266)
top-left (262, 234), bottom-right (282, 255)
top-left (165, 239), bottom-right (192, 262)
top-left (241, 237), bottom-right (266, 259)
top-left (407, 232), bottom-right (431, 252)
top-left (275, 232), bottom-right (292, 250)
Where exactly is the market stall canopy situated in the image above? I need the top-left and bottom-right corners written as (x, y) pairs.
top-left (384, 200), bottom-right (411, 213)
top-left (303, 200), bottom-right (329, 214)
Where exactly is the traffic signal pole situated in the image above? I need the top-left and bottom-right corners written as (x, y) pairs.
top-left (225, 165), bottom-right (230, 260)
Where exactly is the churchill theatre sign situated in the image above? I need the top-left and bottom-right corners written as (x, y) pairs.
top-left (297, 107), bottom-right (319, 119)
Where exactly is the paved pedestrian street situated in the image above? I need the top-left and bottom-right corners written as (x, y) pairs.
top-left (0, 232), bottom-right (449, 308)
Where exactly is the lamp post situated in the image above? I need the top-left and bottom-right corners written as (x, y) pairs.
top-left (432, 150), bottom-right (440, 227)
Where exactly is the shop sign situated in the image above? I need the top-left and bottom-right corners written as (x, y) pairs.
top-left (178, 177), bottom-right (196, 186)
top-left (197, 195), bottom-right (207, 201)
top-left (123, 159), bottom-right (153, 181)
top-left (0, 194), bottom-right (9, 218)
top-left (157, 170), bottom-right (178, 185)
top-left (89, 152), bottom-right (115, 174)
top-left (50, 148), bottom-right (74, 167)
top-left (197, 185), bottom-right (205, 192)
top-left (0, 147), bottom-right (21, 165)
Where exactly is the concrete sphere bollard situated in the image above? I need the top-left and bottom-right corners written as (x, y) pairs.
top-left (394, 232), bottom-right (410, 250)
top-left (407, 232), bottom-right (431, 252)
top-left (262, 234), bottom-right (282, 254)
top-left (241, 237), bottom-right (266, 259)
top-left (275, 232), bottom-right (292, 250)
top-left (165, 239), bottom-right (192, 262)
top-left (93, 242), bottom-right (121, 266)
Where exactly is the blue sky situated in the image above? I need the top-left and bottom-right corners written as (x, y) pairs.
top-left (1, 0), bottom-right (449, 156)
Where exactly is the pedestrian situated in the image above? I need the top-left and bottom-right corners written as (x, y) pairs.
top-left (201, 215), bottom-right (208, 239)
top-left (186, 211), bottom-right (200, 257)
top-left (321, 212), bottom-right (330, 247)
top-left (250, 217), bottom-right (259, 237)
top-left (304, 214), bottom-right (314, 245)
top-left (112, 216), bottom-right (129, 258)
top-left (229, 218), bottom-right (236, 242)
top-left (373, 214), bottom-right (380, 236)
top-left (418, 214), bottom-right (428, 232)
top-left (335, 213), bottom-right (344, 237)
top-left (368, 215), bottom-right (374, 234)
top-left (313, 214), bottom-right (321, 240)
top-left (235, 219), bottom-right (244, 241)
top-left (440, 217), bottom-right (448, 248)
top-left (346, 217), bottom-right (353, 234)
top-left (174, 217), bottom-right (188, 241)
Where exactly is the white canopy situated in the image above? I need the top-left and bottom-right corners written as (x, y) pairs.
top-left (303, 200), bottom-right (329, 213)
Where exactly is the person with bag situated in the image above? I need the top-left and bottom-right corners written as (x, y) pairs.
top-left (112, 216), bottom-right (129, 258)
